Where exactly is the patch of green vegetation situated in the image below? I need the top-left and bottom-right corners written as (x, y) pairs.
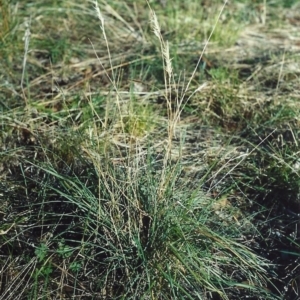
top-left (122, 96), bottom-right (155, 137)
top-left (33, 37), bottom-right (72, 64)
top-left (269, 0), bottom-right (299, 8)
top-left (208, 67), bottom-right (240, 84)
top-left (210, 19), bottom-right (241, 47)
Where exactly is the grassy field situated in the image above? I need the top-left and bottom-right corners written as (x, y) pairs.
top-left (1, 0), bottom-right (300, 299)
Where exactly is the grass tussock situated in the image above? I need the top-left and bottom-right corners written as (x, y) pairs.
top-left (1, 0), bottom-right (300, 299)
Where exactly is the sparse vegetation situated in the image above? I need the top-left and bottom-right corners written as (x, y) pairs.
top-left (1, 0), bottom-right (300, 299)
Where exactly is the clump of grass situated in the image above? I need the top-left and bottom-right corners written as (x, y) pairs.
top-left (18, 144), bottom-right (273, 299)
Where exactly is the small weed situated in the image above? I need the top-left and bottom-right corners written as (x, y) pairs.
top-left (35, 243), bottom-right (49, 262)
top-left (69, 261), bottom-right (82, 273)
top-left (56, 240), bottom-right (73, 259)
